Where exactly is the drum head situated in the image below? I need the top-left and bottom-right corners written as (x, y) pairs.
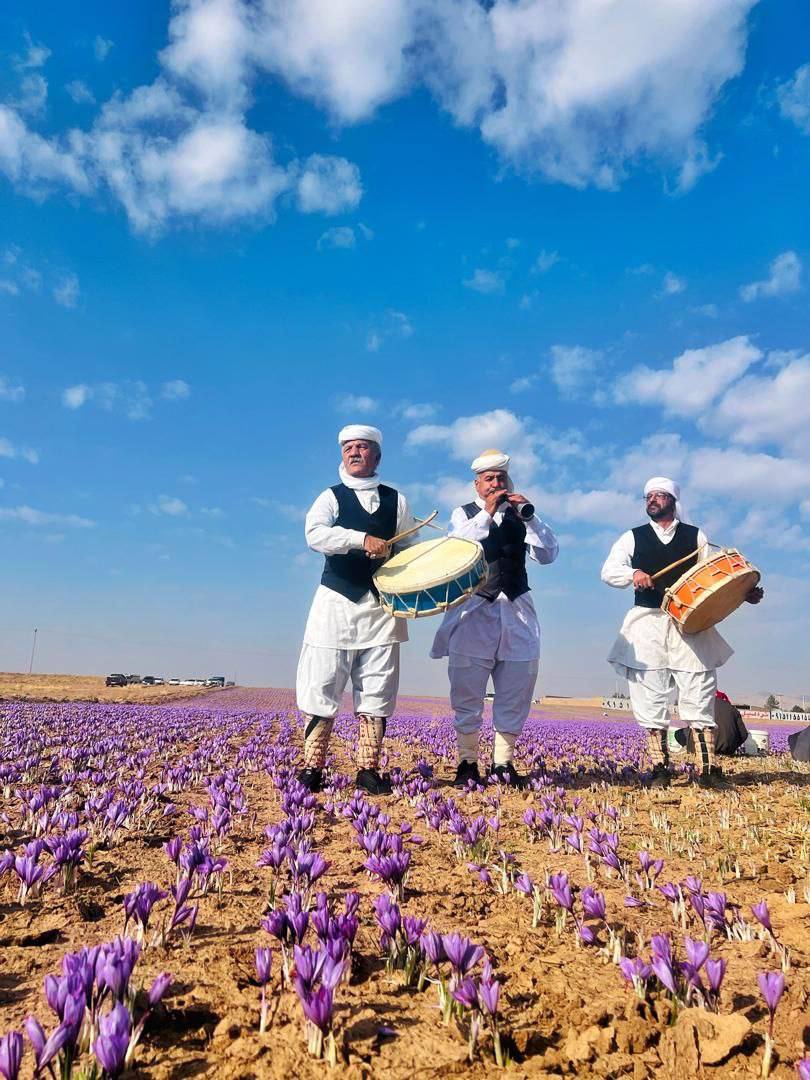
top-left (680, 568), bottom-right (760, 633)
top-left (373, 536), bottom-right (483, 593)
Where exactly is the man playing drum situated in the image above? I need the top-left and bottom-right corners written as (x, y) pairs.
top-left (296, 424), bottom-right (418, 796)
top-left (601, 476), bottom-right (762, 789)
top-left (431, 449), bottom-right (559, 787)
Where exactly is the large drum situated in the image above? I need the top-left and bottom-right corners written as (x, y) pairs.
top-left (373, 537), bottom-right (486, 619)
top-left (661, 548), bottom-right (760, 634)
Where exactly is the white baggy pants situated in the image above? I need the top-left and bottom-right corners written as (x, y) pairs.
top-left (448, 655), bottom-right (538, 736)
top-left (626, 667), bottom-right (717, 731)
top-left (296, 643), bottom-right (400, 718)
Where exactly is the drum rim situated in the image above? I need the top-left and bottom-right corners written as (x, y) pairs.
top-left (373, 538), bottom-right (486, 593)
top-left (664, 548), bottom-right (755, 595)
top-left (660, 548), bottom-right (760, 632)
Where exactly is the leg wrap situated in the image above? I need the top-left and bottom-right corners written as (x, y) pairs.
top-left (356, 714), bottom-right (386, 770)
top-left (456, 730), bottom-right (479, 764)
top-left (493, 731), bottom-right (518, 766)
top-left (696, 727), bottom-right (715, 771)
top-left (303, 715), bottom-right (334, 768)
top-left (646, 729), bottom-right (670, 768)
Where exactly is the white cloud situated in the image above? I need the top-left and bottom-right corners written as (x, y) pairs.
top-left (549, 344), bottom-right (602, 399)
top-left (366, 308), bottom-right (413, 352)
top-left (398, 402), bottom-right (438, 421)
top-left (66, 81), bottom-right (96, 106)
top-left (317, 225), bottom-right (356, 250)
top-left (0, 377), bottom-right (25, 403)
top-left (777, 63), bottom-right (810, 136)
top-left (407, 407), bottom-right (539, 477)
top-left (296, 155), bottom-right (362, 215)
top-left (53, 273), bottom-right (80, 308)
top-left (740, 251), bottom-right (802, 302)
top-left (61, 380), bottom-right (153, 420)
top-left (510, 374), bottom-right (538, 394)
top-left (151, 494), bottom-right (188, 516)
top-left (62, 384), bottom-right (91, 409)
top-left (0, 280), bottom-right (19, 296)
top-left (532, 487), bottom-right (640, 529)
top-left (607, 433), bottom-right (691, 494)
top-left (614, 335), bottom-right (761, 415)
top-left (200, 506), bottom-right (224, 517)
top-left (659, 271), bottom-right (686, 296)
top-left (687, 447), bottom-right (810, 506)
top-left (94, 36), bottom-right (114, 62)
top-left (709, 351), bottom-right (810, 457)
top-left (0, 436), bottom-right (38, 464)
top-left (533, 250), bottom-right (559, 274)
top-left (161, 379), bottom-right (191, 400)
top-left (673, 139), bottom-right (722, 193)
top-left (0, 505), bottom-right (93, 528)
top-left (16, 74), bottom-right (48, 116)
top-left (335, 393), bottom-right (378, 414)
top-left (463, 268), bottom-right (505, 294)
top-left (14, 34), bottom-right (51, 71)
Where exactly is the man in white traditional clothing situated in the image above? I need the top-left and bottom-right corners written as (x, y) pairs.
top-left (296, 424), bottom-right (417, 796)
top-left (601, 477), bottom-right (763, 789)
top-left (431, 449), bottom-right (559, 787)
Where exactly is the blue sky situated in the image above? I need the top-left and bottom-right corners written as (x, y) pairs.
top-left (1, 0), bottom-right (808, 703)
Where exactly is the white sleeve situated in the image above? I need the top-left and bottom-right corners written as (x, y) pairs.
top-left (524, 515), bottom-right (559, 566)
top-left (392, 493), bottom-right (422, 550)
top-left (447, 504), bottom-right (492, 540)
top-left (601, 530), bottom-right (636, 588)
top-left (696, 528), bottom-right (711, 561)
top-left (304, 489), bottom-right (366, 555)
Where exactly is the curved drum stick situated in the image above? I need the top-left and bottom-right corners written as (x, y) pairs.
top-left (388, 510), bottom-right (438, 546)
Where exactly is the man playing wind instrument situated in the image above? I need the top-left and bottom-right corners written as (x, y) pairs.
top-left (431, 448), bottom-right (559, 787)
top-left (601, 476), bottom-right (763, 789)
top-left (296, 424), bottom-right (418, 796)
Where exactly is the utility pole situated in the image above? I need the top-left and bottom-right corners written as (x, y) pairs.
top-left (28, 627), bottom-right (38, 674)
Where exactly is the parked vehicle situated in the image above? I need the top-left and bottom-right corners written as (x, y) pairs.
top-left (105, 673), bottom-right (128, 687)
top-left (205, 676), bottom-right (226, 687)
top-left (168, 678), bottom-right (180, 685)
top-left (141, 676), bottom-right (157, 685)
top-left (126, 674), bottom-right (142, 684)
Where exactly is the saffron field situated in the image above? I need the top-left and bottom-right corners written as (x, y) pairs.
top-left (0, 688), bottom-right (808, 1078)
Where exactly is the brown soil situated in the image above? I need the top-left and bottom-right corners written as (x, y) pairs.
top-left (0, 672), bottom-right (215, 704)
top-left (0, 692), bottom-right (808, 1079)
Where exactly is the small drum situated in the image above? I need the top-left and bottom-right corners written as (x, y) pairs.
top-left (661, 548), bottom-right (760, 634)
top-left (373, 537), bottom-right (486, 619)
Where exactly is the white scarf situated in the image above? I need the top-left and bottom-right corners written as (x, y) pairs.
top-left (338, 464), bottom-right (380, 491)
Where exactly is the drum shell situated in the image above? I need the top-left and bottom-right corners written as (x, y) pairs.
top-left (661, 549), bottom-right (760, 634)
top-left (373, 538), bottom-right (486, 619)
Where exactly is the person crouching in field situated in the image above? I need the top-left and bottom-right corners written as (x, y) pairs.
top-left (295, 424), bottom-right (418, 796)
top-left (601, 476), bottom-right (762, 789)
top-left (431, 448), bottom-right (559, 788)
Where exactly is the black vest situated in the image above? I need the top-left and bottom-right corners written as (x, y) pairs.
top-left (631, 522), bottom-right (699, 608)
top-left (463, 503), bottom-right (530, 602)
top-left (320, 483), bottom-right (398, 602)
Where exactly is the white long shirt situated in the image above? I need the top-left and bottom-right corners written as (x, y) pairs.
top-left (430, 500), bottom-right (559, 662)
top-left (302, 484), bottom-right (417, 649)
top-left (601, 519), bottom-right (733, 673)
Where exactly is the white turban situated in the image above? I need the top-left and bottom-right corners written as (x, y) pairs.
top-left (471, 448), bottom-right (510, 474)
top-left (338, 424), bottom-right (382, 446)
top-left (644, 476), bottom-right (686, 521)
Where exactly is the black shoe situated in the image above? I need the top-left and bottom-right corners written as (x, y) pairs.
top-left (647, 763), bottom-right (672, 789)
top-left (297, 767), bottom-right (323, 793)
top-left (488, 762), bottom-right (526, 788)
top-left (355, 768), bottom-right (392, 796)
top-left (454, 760), bottom-right (482, 788)
top-left (697, 765), bottom-right (729, 790)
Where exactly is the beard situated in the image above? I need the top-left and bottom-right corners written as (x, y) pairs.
top-left (646, 500), bottom-right (674, 521)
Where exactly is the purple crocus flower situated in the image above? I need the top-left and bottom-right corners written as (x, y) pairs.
top-left (758, 971), bottom-right (785, 1022)
top-left (478, 973), bottom-right (501, 1017)
top-left (751, 901), bottom-right (772, 933)
top-left (650, 935), bottom-right (672, 962)
top-left (299, 986), bottom-right (334, 1033)
top-left (442, 934), bottom-right (483, 975)
top-left (514, 874), bottom-right (534, 896)
top-left (0, 1032), bottom-right (23, 1080)
top-left (93, 1003), bottom-right (131, 1077)
top-left (419, 931), bottom-right (446, 966)
top-left (451, 978), bottom-right (479, 1010)
top-left (549, 872), bottom-right (573, 911)
top-left (147, 972), bottom-right (172, 1007)
top-left (651, 955), bottom-right (678, 995)
top-left (255, 948), bottom-right (272, 986)
top-left (581, 887), bottom-right (606, 920)
top-left (795, 1058), bottom-right (810, 1080)
top-left (684, 938), bottom-right (710, 971)
top-left (705, 957), bottom-right (726, 993)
